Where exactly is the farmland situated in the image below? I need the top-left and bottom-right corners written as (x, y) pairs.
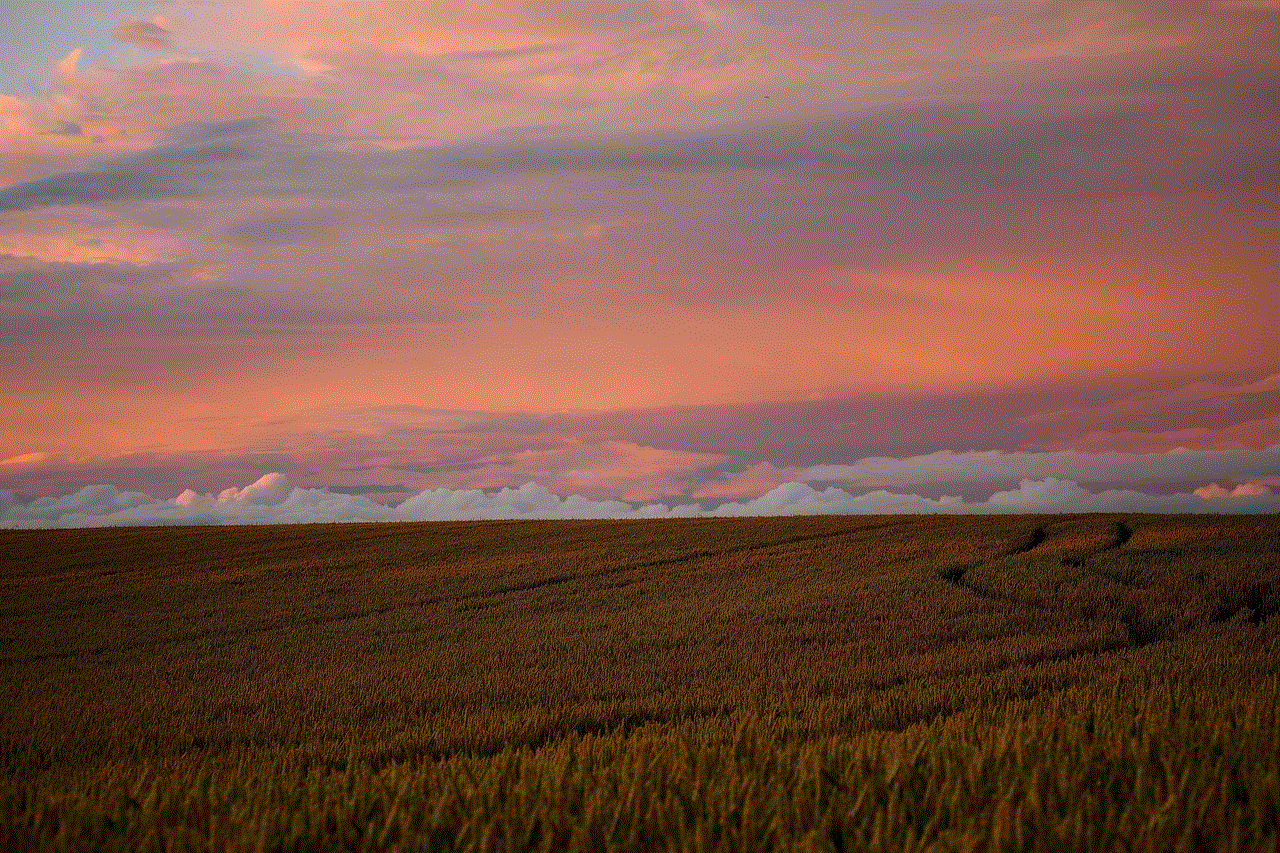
top-left (2, 514), bottom-right (1278, 851)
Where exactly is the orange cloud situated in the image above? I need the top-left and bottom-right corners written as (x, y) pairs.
top-left (438, 439), bottom-right (728, 502)
top-left (691, 462), bottom-right (797, 500)
top-left (112, 18), bottom-right (175, 51)
top-left (1194, 482), bottom-right (1274, 499)
top-left (2, 0), bottom-right (1277, 508)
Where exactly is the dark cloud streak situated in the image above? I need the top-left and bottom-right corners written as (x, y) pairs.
top-left (0, 255), bottom-right (462, 335)
top-left (4, 59), bottom-right (1273, 223)
top-left (0, 139), bottom-right (258, 211)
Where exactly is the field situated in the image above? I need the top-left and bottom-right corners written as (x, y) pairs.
top-left (2, 513), bottom-right (1279, 852)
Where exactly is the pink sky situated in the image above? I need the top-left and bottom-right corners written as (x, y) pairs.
top-left (2, 1), bottom-right (1278, 523)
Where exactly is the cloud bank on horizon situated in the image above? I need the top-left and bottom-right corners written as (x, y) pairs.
top-left (5, 445), bottom-right (1277, 528)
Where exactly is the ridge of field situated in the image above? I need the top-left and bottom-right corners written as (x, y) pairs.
top-left (2, 514), bottom-right (1278, 851)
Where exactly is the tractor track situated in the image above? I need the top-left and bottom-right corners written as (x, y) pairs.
top-left (2, 518), bottom-right (919, 666)
top-left (939, 525), bottom-right (1047, 596)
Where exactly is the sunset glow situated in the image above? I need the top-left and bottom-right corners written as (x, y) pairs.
top-left (2, 1), bottom-right (1278, 524)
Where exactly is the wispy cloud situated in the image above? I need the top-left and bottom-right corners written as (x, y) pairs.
top-left (0, 121), bottom-right (261, 211)
top-left (2, 2), bottom-right (1277, 512)
top-left (112, 18), bottom-right (175, 52)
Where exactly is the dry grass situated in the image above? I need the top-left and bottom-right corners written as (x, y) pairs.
top-left (2, 513), bottom-right (1278, 851)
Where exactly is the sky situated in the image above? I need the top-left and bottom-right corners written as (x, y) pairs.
top-left (2, 1), bottom-right (1279, 526)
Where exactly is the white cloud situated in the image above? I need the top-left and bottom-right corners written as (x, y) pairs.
top-left (218, 471), bottom-right (292, 505)
top-left (6, 483), bottom-right (158, 525)
top-left (802, 445), bottom-right (1280, 489)
top-left (709, 478), bottom-right (1280, 516)
top-left (5, 472), bottom-right (1279, 529)
top-left (397, 482), bottom-right (674, 521)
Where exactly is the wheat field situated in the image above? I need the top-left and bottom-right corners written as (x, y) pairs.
top-left (2, 513), bottom-right (1278, 851)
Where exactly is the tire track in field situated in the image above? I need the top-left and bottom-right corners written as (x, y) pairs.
top-left (1060, 520), bottom-right (1132, 567)
top-left (445, 518), bottom-right (920, 608)
top-left (938, 518), bottom-right (1182, 650)
top-left (1, 519), bottom-right (920, 666)
top-left (939, 524), bottom-right (1047, 597)
top-left (942, 520), bottom-right (1137, 598)
top-left (1054, 520), bottom-right (1149, 590)
top-left (1080, 521), bottom-right (1147, 589)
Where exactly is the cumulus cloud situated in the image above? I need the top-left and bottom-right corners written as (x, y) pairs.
top-left (396, 482), bottom-right (672, 521)
top-left (5, 472), bottom-right (1279, 529)
top-left (7, 483), bottom-right (160, 524)
top-left (0, 477), bottom-right (666, 528)
top-left (11, 478), bottom-right (392, 528)
top-left (218, 471), bottom-right (293, 505)
top-left (707, 478), bottom-right (1280, 516)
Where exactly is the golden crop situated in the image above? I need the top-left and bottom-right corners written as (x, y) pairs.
top-left (2, 513), bottom-right (1277, 851)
